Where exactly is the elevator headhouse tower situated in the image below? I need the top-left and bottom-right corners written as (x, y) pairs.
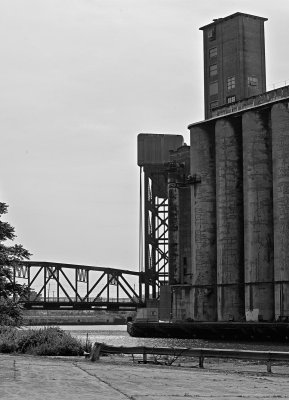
top-left (201, 12), bottom-right (267, 119)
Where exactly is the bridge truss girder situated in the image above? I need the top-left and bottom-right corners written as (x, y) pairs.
top-left (13, 261), bottom-right (145, 310)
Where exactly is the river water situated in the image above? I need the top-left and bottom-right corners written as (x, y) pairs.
top-left (55, 325), bottom-right (289, 352)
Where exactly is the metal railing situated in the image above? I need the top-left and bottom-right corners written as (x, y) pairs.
top-left (270, 80), bottom-right (289, 90)
top-left (91, 343), bottom-right (289, 373)
top-left (211, 85), bottom-right (289, 119)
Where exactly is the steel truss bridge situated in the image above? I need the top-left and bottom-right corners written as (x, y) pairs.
top-left (14, 261), bottom-right (146, 311)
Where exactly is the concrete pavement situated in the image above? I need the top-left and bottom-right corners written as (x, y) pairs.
top-left (1, 353), bottom-right (289, 399)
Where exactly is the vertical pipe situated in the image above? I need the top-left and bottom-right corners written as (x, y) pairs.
top-left (57, 269), bottom-right (60, 302)
top-left (28, 266), bottom-right (31, 301)
top-left (44, 266), bottom-right (47, 302)
top-left (75, 269), bottom-right (78, 303)
top-left (190, 124), bottom-right (217, 321)
top-left (168, 168), bottom-right (180, 284)
top-left (144, 172), bottom-right (150, 300)
top-left (117, 277), bottom-right (119, 302)
top-left (215, 117), bottom-right (244, 321)
top-left (107, 273), bottom-right (110, 302)
top-left (176, 146), bottom-right (191, 288)
top-left (179, 187), bottom-right (192, 285)
top-left (87, 270), bottom-right (89, 303)
top-left (242, 109), bottom-right (274, 321)
top-left (271, 102), bottom-right (289, 319)
top-left (151, 179), bottom-right (157, 299)
top-left (139, 166), bottom-right (144, 273)
top-left (138, 274), bottom-right (142, 303)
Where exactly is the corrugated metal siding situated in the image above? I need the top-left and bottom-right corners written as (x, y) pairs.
top-left (137, 134), bottom-right (184, 166)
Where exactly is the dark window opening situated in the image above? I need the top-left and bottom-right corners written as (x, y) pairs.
top-left (248, 76), bottom-right (258, 88)
top-left (227, 95), bottom-right (236, 104)
top-left (209, 81), bottom-right (218, 96)
top-left (208, 27), bottom-right (216, 41)
top-left (209, 47), bottom-right (217, 58)
top-left (227, 76), bottom-right (235, 90)
top-left (209, 64), bottom-right (217, 77)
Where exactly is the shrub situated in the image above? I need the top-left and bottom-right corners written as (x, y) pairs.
top-left (0, 325), bottom-right (18, 353)
top-left (0, 326), bottom-right (87, 356)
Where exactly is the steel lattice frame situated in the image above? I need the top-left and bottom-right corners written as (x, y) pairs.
top-left (143, 167), bottom-right (169, 299)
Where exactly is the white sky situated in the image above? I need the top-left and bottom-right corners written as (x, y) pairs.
top-left (1, 0), bottom-right (288, 271)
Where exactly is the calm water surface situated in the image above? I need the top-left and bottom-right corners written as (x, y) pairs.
top-left (55, 325), bottom-right (289, 352)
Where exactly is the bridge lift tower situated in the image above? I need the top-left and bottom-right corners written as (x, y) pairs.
top-left (137, 133), bottom-right (184, 300)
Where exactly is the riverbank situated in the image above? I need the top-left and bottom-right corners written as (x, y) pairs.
top-left (1, 353), bottom-right (289, 399)
top-left (22, 309), bottom-right (134, 326)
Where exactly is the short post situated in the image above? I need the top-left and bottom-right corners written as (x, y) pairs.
top-left (199, 356), bottom-right (204, 369)
top-left (90, 342), bottom-right (103, 362)
top-left (143, 348), bottom-right (147, 364)
top-left (267, 360), bottom-right (272, 373)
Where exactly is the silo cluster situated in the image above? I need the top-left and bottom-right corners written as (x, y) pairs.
top-left (183, 97), bottom-right (289, 322)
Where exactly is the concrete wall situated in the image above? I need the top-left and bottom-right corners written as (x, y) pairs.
top-left (168, 146), bottom-right (191, 287)
top-left (190, 124), bottom-right (217, 321)
top-left (242, 110), bottom-right (274, 321)
top-left (171, 287), bottom-right (193, 321)
top-left (169, 98), bottom-right (289, 323)
top-left (215, 117), bottom-right (244, 321)
top-left (159, 285), bottom-right (171, 321)
top-left (179, 186), bottom-right (192, 285)
top-left (242, 17), bottom-right (266, 98)
top-left (272, 103), bottom-right (289, 318)
top-left (201, 13), bottom-right (267, 118)
top-left (168, 146), bottom-right (192, 321)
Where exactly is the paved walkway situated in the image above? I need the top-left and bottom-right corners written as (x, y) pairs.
top-left (1, 353), bottom-right (289, 399)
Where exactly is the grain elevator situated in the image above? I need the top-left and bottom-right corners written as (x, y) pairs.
top-left (138, 12), bottom-right (289, 323)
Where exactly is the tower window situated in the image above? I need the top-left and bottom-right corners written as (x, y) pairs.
top-left (248, 76), bottom-right (258, 87)
top-left (209, 64), bottom-right (217, 77)
top-left (207, 27), bottom-right (216, 41)
top-left (227, 95), bottom-right (236, 104)
top-left (209, 82), bottom-right (218, 96)
top-left (227, 76), bottom-right (235, 90)
top-left (209, 47), bottom-right (217, 58)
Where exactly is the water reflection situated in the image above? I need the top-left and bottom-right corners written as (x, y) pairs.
top-left (60, 325), bottom-right (289, 352)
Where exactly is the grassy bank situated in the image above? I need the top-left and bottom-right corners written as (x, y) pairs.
top-left (0, 326), bottom-right (90, 356)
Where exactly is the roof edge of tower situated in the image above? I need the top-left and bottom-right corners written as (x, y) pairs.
top-left (199, 12), bottom-right (268, 30)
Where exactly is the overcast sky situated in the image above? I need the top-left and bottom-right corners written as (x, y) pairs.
top-left (1, 0), bottom-right (288, 271)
